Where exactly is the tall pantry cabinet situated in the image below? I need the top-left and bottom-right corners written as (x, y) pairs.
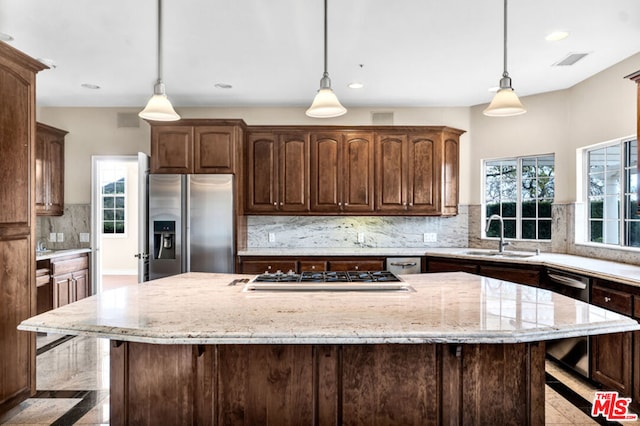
top-left (0, 42), bottom-right (46, 414)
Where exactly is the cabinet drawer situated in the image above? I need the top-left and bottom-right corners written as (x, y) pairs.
top-left (327, 260), bottom-right (385, 271)
top-left (479, 265), bottom-right (540, 286)
top-left (634, 296), bottom-right (640, 320)
top-left (299, 261), bottom-right (327, 272)
top-left (51, 255), bottom-right (89, 276)
top-left (240, 260), bottom-right (297, 274)
top-left (591, 285), bottom-right (632, 316)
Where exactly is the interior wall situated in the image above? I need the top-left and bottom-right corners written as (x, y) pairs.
top-left (36, 106), bottom-right (471, 205)
top-left (469, 52), bottom-right (640, 204)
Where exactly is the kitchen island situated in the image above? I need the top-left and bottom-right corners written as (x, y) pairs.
top-left (19, 272), bottom-right (640, 425)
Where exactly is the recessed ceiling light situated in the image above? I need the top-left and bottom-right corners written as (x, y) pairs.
top-left (37, 58), bottom-right (57, 69)
top-left (214, 83), bottom-right (232, 89)
top-left (348, 82), bottom-right (364, 89)
top-left (545, 31), bottom-right (569, 42)
top-left (0, 32), bottom-right (14, 42)
top-left (81, 83), bottom-right (101, 90)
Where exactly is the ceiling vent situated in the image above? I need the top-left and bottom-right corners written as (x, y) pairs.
top-left (553, 52), bottom-right (589, 67)
top-left (371, 112), bottom-right (394, 125)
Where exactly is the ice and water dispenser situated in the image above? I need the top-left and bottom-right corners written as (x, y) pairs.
top-left (153, 221), bottom-right (176, 260)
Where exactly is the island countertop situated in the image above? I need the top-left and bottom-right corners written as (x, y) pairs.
top-left (19, 272), bottom-right (640, 345)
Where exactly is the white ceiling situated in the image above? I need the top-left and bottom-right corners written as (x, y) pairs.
top-left (1, 0), bottom-right (640, 109)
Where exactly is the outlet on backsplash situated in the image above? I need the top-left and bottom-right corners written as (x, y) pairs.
top-left (79, 233), bottom-right (90, 243)
top-left (357, 232), bottom-right (365, 244)
top-left (49, 232), bottom-right (57, 242)
top-left (423, 233), bottom-right (437, 243)
top-left (57, 232), bottom-right (64, 242)
top-left (268, 232), bottom-right (276, 243)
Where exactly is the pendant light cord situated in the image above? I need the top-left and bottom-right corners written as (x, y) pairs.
top-left (157, 0), bottom-right (163, 84)
top-left (323, 0), bottom-right (328, 77)
top-left (502, 0), bottom-right (508, 78)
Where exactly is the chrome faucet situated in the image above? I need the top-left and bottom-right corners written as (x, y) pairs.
top-left (485, 214), bottom-right (511, 253)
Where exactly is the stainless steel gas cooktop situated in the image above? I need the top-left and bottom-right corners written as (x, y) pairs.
top-left (252, 270), bottom-right (402, 283)
top-left (245, 270), bottom-right (412, 292)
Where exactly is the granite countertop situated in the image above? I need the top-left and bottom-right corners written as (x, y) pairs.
top-left (238, 247), bottom-right (640, 288)
top-left (18, 272), bottom-right (640, 345)
top-left (36, 248), bottom-right (92, 261)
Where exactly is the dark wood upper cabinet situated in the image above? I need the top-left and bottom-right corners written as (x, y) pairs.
top-left (150, 125), bottom-right (193, 174)
top-left (245, 131), bottom-right (309, 213)
top-left (36, 123), bottom-right (67, 216)
top-left (149, 119), bottom-right (243, 174)
top-left (310, 132), bottom-right (374, 213)
top-left (194, 126), bottom-right (236, 173)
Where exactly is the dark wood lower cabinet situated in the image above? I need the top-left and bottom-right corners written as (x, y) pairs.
top-left (591, 332), bottom-right (632, 395)
top-left (110, 341), bottom-right (545, 425)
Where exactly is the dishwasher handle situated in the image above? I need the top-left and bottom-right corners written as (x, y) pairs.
top-left (389, 262), bottom-right (417, 268)
top-left (547, 273), bottom-right (587, 290)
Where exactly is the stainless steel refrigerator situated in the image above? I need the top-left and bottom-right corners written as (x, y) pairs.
top-left (145, 174), bottom-right (234, 281)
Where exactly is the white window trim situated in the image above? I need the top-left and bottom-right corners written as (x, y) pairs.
top-left (482, 153), bottom-right (555, 241)
top-left (580, 135), bottom-right (638, 249)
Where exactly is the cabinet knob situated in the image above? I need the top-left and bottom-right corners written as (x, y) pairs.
top-left (409, 203), bottom-right (413, 206)
top-left (311, 265), bottom-right (316, 270)
top-left (344, 202), bottom-right (349, 206)
top-left (279, 202), bottom-right (283, 206)
top-left (355, 265), bottom-right (359, 270)
top-left (604, 296), bottom-right (612, 303)
top-left (273, 202), bottom-right (277, 206)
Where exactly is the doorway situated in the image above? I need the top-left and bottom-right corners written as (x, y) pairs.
top-left (91, 156), bottom-right (139, 294)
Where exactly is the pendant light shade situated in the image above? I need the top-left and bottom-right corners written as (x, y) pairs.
top-left (483, 0), bottom-right (526, 117)
top-left (139, 0), bottom-right (180, 121)
top-left (306, 0), bottom-right (346, 118)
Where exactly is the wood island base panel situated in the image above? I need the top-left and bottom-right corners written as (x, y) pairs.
top-left (110, 341), bottom-right (545, 426)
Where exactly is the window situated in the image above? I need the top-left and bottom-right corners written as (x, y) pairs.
top-left (100, 165), bottom-right (126, 235)
top-left (484, 155), bottom-right (555, 240)
top-left (586, 138), bottom-right (638, 247)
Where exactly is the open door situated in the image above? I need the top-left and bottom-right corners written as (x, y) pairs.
top-left (137, 152), bottom-right (149, 282)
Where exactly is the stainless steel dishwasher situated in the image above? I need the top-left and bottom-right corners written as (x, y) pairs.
top-left (542, 268), bottom-right (591, 378)
top-left (386, 257), bottom-right (422, 275)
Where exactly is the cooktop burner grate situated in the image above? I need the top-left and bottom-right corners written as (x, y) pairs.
top-left (252, 270), bottom-right (402, 283)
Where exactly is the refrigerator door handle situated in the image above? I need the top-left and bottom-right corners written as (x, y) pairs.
top-left (183, 175), bottom-right (190, 273)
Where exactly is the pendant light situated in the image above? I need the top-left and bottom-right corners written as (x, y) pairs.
top-left (139, 0), bottom-right (180, 121)
top-left (305, 0), bottom-right (346, 118)
top-left (483, 0), bottom-right (526, 117)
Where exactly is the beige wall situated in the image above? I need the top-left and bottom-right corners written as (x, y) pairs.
top-left (470, 52), bottom-right (640, 204)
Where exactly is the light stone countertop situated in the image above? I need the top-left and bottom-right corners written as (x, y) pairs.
top-left (19, 272), bottom-right (640, 345)
top-left (238, 247), bottom-right (640, 288)
top-left (36, 248), bottom-right (92, 261)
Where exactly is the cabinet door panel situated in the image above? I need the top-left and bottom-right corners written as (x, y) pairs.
top-left (150, 126), bottom-right (193, 174)
top-left (35, 133), bottom-right (46, 212)
top-left (279, 134), bottom-right (309, 212)
top-left (47, 137), bottom-right (65, 215)
top-left (376, 134), bottom-right (406, 211)
top-left (310, 134), bottom-right (341, 212)
top-left (591, 332), bottom-right (632, 395)
top-left (246, 133), bottom-right (278, 212)
top-left (73, 270), bottom-right (89, 301)
top-left (342, 133), bottom-right (374, 212)
top-left (0, 238), bottom-right (31, 403)
top-left (194, 126), bottom-right (234, 173)
top-left (53, 273), bottom-right (73, 308)
top-left (442, 136), bottom-right (459, 215)
top-left (408, 135), bottom-right (438, 213)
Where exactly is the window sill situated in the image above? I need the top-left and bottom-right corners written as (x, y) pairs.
top-left (574, 241), bottom-right (640, 254)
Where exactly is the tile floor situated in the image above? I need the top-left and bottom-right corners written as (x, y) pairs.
top-left (1, 275), bottom-right (637, 424)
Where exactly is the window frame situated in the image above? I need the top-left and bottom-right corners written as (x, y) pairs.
top-left (482, 154), bottom-right (555, 241)
top-left (584, 137), bottom-right (638, 248)
top-left (100, 165), bottom-right (128, 238)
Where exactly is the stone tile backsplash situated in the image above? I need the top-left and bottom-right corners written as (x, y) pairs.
top-left (37, 204), bottom-right (91, 250)
top-left (246, 206), bottom-right (469, 249)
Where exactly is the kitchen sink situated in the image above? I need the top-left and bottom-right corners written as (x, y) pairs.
top-left (461, 250), bottom-right (536, 258)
